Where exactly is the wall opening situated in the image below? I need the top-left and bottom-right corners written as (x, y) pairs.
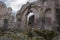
top-left (3, 19), bottom-right (8, 31)
top-left (27, 13), bottom-right (34, 27)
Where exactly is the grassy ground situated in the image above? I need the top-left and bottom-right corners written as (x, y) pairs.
top-left (0, 28), bottom-right (60, 40)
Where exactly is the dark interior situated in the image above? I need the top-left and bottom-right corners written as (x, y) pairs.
top-left (28, 15), bottom-right (34, 26)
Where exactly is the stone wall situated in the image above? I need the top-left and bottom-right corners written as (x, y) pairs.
top-left (0, 1), bottom-right (16, 29)
top-left (16, 0), bottom-right (60, 31)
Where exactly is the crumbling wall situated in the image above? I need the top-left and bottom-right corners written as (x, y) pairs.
top-left (16, 0), bottom-right (60, 31)
top-left (0, 1), bottom-right (16, 29)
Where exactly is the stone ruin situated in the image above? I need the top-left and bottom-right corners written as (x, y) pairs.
top-left (0, 1), bottom-right (16, 30)
top-left (16, 0), bottom-right (60, 31)
top-left (0, 0), bottom-right (60, 31)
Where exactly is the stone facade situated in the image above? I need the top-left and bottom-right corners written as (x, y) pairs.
top-left (16, 0), bottom-right (60, 31)
top-left (0, 0), bottom-right (60, 31)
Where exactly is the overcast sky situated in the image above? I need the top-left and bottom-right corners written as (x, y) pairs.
top-left (0, 0), bottom-right (37, 17)
top-left (0, 0), bottom-right (37, 13)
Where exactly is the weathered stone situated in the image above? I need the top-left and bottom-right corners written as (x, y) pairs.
top-left (16, 0), bottom-right (60, 31)
top-left (0, 1), bottom-right (16, 29)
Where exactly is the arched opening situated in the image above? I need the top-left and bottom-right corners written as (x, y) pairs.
top-left (28, 15), bottom-right (34, 26)
top-left (27, 13), bottom-right (35, 28)
top-left (45, 8), bottom-right (52, 30)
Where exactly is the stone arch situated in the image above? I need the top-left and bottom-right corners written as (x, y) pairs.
top-left (20, 5), bottom-right (40, 29)
top-left (27, 12), bottom-right (35, 28)
top-left (44, 8), bottom-right (52, 30)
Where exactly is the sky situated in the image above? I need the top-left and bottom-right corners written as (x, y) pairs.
top-left (0, 0), bottom-right (37, 13)
top-left (0, 0), bottom-right (37, 18)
